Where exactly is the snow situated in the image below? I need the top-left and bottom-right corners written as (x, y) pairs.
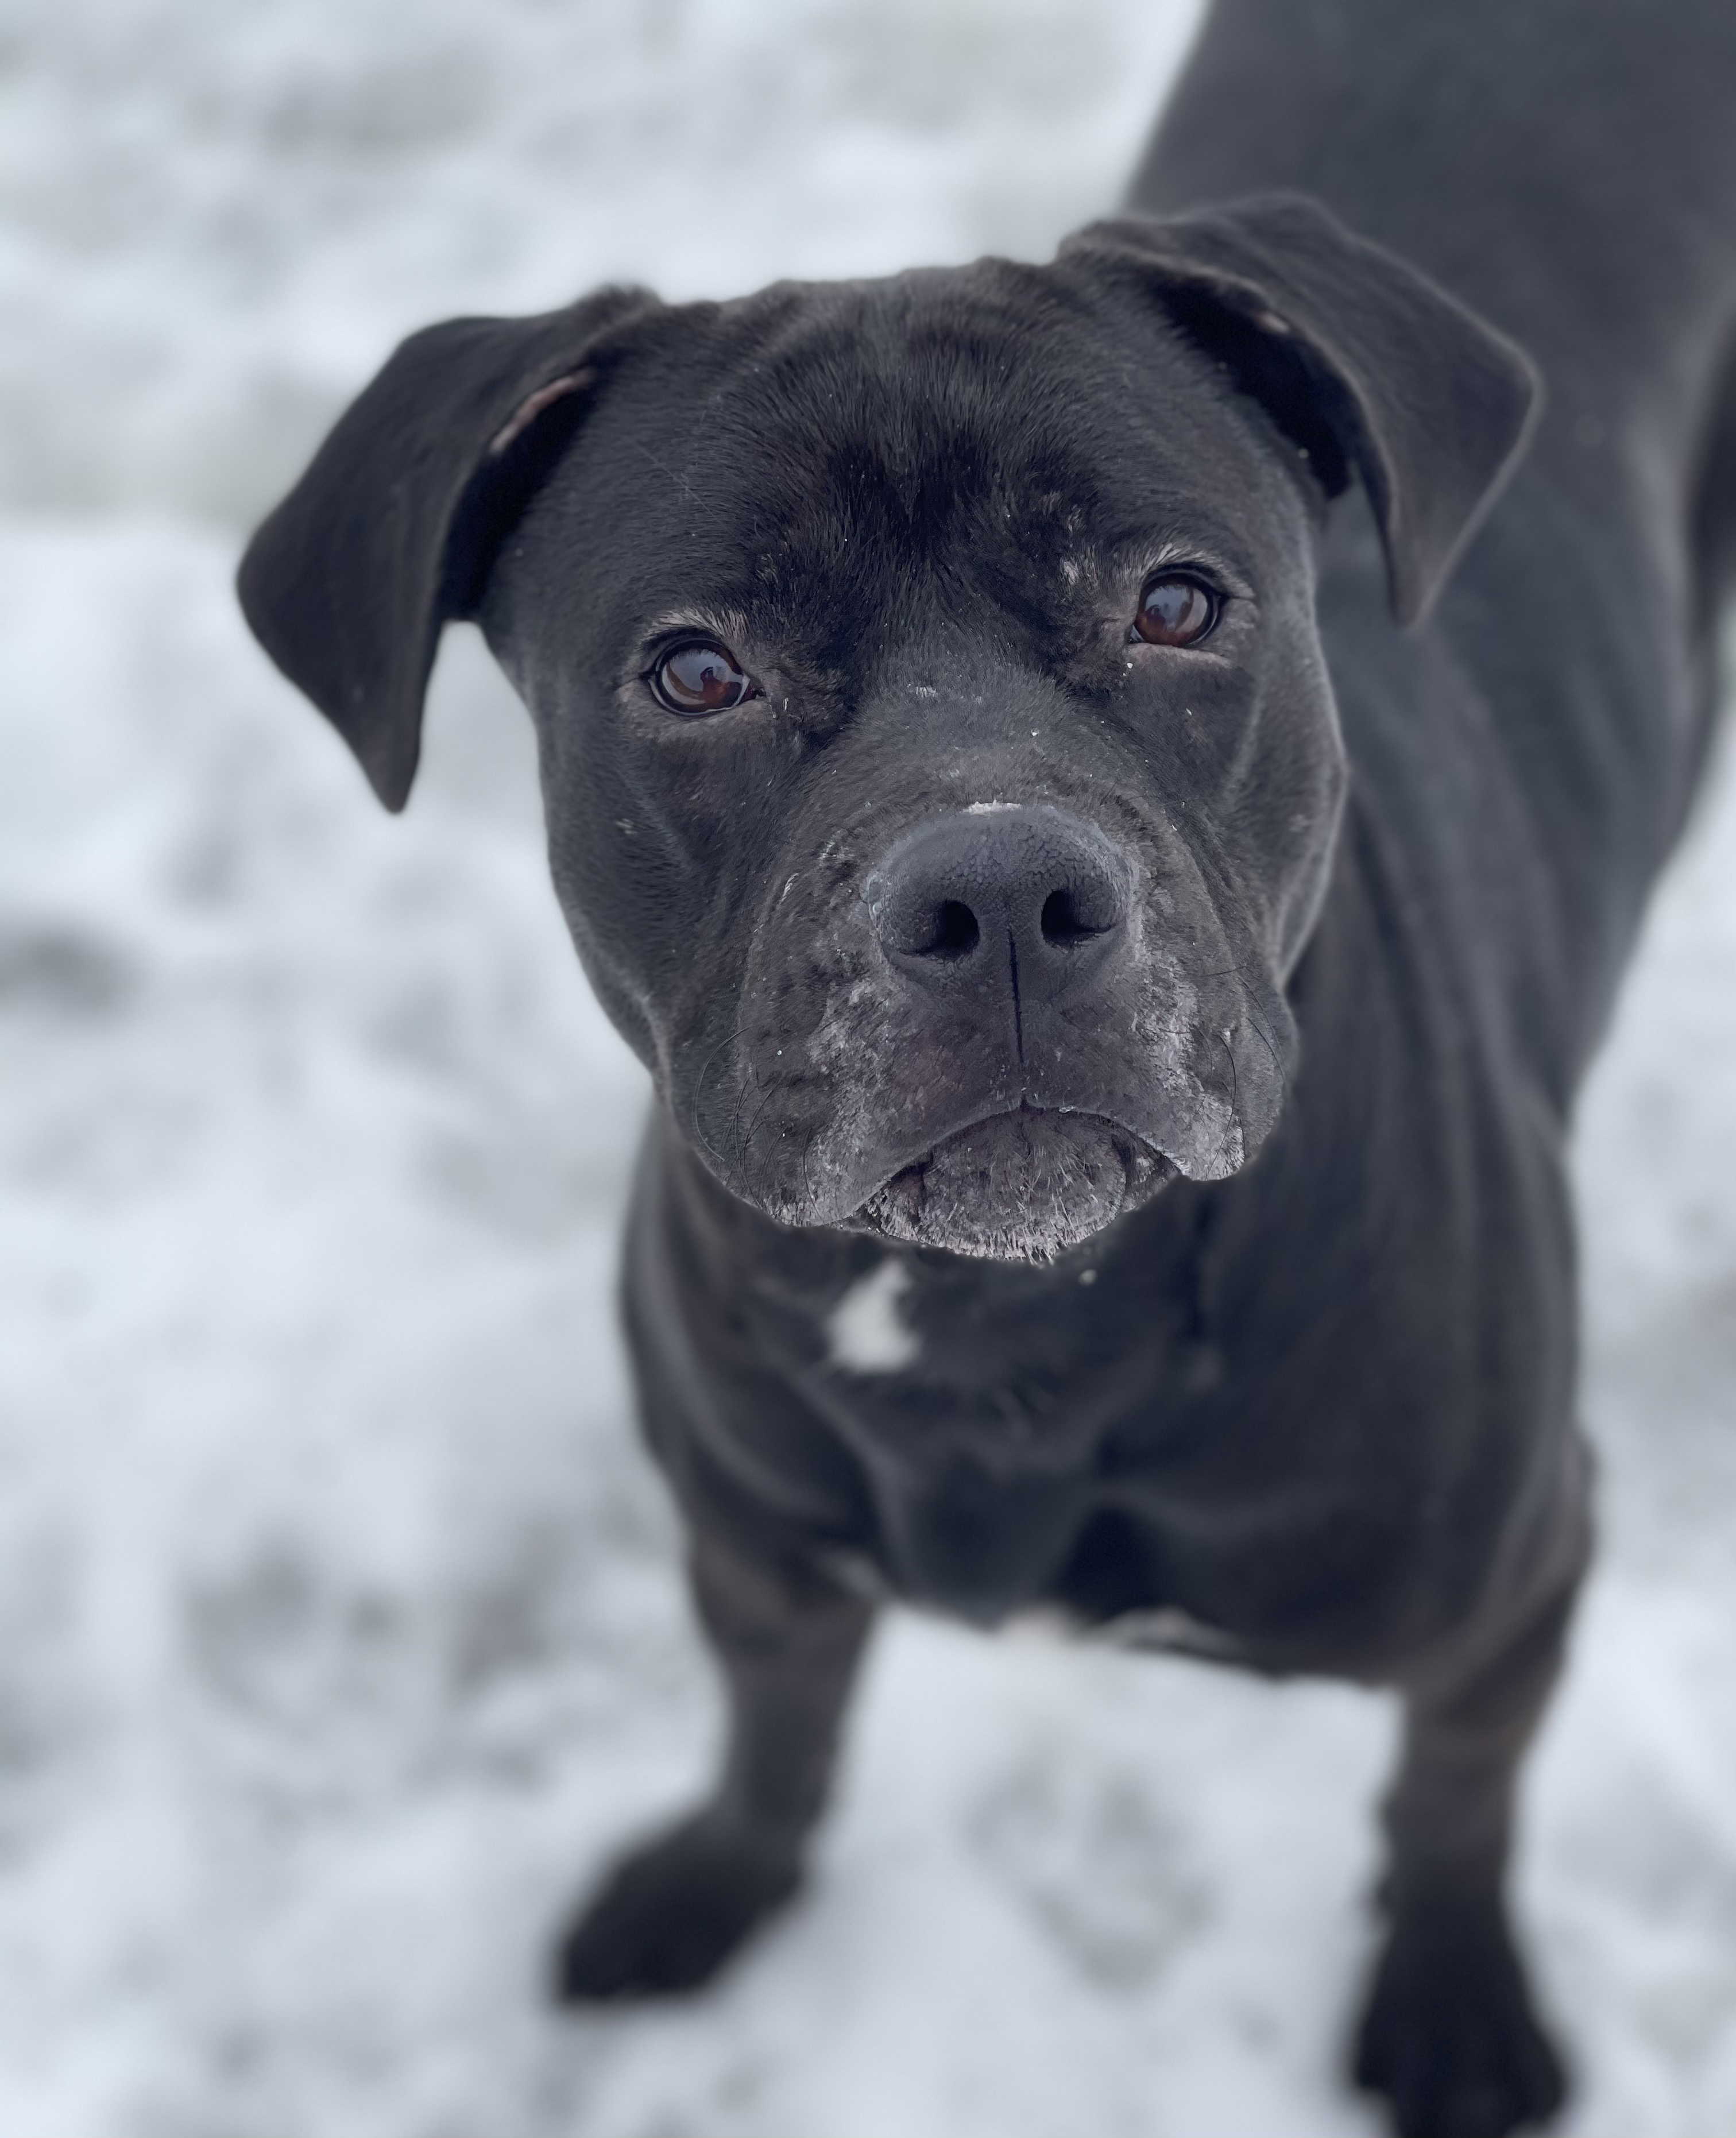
top-left (0, 1), bottom-right (1729, 2131)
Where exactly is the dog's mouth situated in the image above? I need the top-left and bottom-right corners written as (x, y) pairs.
top-left (855, 1106), bottom-right (1175, 1263)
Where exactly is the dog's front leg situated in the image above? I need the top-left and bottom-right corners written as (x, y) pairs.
top-left (554, 1529), bottom-right (875, 2002)
top-left (1354, 1491), bottom-right (1591, 2138)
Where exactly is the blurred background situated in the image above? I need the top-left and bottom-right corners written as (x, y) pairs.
top-left (0, 1), bottom-right (1730, 2131)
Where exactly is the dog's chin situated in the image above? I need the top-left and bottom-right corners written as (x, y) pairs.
top-left (856, 1108), bottom-right (1174, 1264)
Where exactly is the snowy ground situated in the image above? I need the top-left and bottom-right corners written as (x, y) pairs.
top-left (1, 2), bottom-right (1731, 2132)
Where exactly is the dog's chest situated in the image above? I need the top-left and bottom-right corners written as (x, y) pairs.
top-left (767, 1247), bottom-right (1385, 1638)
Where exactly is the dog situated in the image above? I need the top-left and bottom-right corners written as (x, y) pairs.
top-left (235, 2), bottom-right (1735, 2130)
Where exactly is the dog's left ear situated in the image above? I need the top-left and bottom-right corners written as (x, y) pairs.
top-left (1062, 194), bottom-right (1541, 625)
top-left (238, 285), bottom-right (657, 811)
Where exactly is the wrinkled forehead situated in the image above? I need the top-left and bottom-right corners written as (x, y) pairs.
top-left (538, 261), bottom-right (1299, 639)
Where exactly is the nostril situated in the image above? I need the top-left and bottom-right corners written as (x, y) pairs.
top-left (868, 807), bottom-right (1129, 981)
top-left (922, 900), bottom-right (981, 957)
top-left (1041, 887), bottom-right (1111, 946)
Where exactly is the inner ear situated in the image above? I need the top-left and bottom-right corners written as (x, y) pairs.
top-left (440, 370), bottom-right (596, 621)
top-left (488, 371), bottom-right (591, 458)
top-left (1159, 287), bottom-right (1351, 502)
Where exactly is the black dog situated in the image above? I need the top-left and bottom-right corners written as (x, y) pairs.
top-left (237, 2), bottom-right (1734, 2130)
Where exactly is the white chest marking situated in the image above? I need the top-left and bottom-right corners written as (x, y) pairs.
top-left (826, 1259), bottom-right (921, 1374)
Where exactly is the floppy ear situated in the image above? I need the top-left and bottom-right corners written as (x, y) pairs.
top-left (1061, 194), bottom-right (1541, 625)
top-left (237, 285), bottom-right (656, 811)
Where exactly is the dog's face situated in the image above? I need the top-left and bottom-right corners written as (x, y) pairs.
top-left (484, 267), bottom-right (1340, 1258)
top-left (238, 198), bottom-right (1537, 1262)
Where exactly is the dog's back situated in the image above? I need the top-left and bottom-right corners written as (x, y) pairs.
top-left (1136, 0), bottom-right (1733, 465)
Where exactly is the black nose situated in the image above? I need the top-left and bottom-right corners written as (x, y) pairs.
top-left (864, 805), bottom-right (1131, 1006)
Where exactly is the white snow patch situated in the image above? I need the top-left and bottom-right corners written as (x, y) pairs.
top-left (828, 1258), bottom-right (922, 1374)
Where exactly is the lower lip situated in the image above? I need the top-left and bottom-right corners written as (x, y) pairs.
top-left (855, 1106), bottom-right (1175, 1261)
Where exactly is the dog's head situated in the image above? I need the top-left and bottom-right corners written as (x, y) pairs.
top-left (239, 195), bottom-right (1536, 1263)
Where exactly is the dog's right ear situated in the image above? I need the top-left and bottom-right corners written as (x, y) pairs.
top-left (237, 286), bottom-right (657, 812)
top-left (1062, 198), bottom-right (1540, 629)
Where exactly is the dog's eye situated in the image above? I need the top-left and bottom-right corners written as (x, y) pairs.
top-left (1133, 575), bottom-right (1219, 648)
top-left (649, 640), bottom-right (755, 716)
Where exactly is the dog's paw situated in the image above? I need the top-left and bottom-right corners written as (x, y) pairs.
top-left (552, 1808), bottom-right (803, 2003)
top-left (1352, 1899), bottom-right (1567, 2138)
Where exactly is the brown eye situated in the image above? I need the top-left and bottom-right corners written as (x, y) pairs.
top-left (1134, 575), bottom-right (1219, 647)
top-left (650, 639), bottom-right (755, 716)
